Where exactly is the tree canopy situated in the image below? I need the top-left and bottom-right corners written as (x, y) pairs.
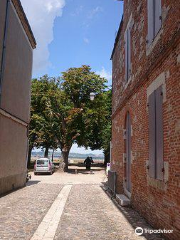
top-left (28, 66), bottom-right (112, 170)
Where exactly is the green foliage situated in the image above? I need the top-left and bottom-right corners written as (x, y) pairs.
top-left (81, 89), bottom-right (112, 159)
top-left (29, 66), bottom-right (112, 169)
top-left (60, 65), bottom-right (108, 149)
top-left (30, 76), bottom-right (60, 151)
top-left (61, 65), bottom-right (106, 107)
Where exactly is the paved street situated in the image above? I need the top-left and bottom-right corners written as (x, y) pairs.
top-left (0, 165), bottom-right (164, 240)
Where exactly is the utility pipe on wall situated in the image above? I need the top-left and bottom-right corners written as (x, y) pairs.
top-left (0, 0), bottom-right (10, 105)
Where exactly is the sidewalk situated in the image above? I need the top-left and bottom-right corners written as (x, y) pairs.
top-left (0, 166), bottom-right (164, 240)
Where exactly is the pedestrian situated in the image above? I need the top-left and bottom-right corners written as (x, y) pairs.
top-left (84, 156), bottom-right (94, 170)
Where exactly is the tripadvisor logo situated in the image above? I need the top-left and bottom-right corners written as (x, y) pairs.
top-left (135, 227), bottom-right (143, 236)
top-left (135, 227), bottom-right (173, 235)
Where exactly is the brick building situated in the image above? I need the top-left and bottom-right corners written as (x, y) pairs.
top-left (111, 0), bottom-right (180, 239)
top-left (0, 0), bottom-right (36, 195)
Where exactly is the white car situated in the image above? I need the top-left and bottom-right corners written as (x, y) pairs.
top-left (34, 158), bottom-right (54, 175)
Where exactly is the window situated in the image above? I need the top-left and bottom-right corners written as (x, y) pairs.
top-left (147, 0), bottom-right (162, 44)
top-left (148, 85), bottom-right (164, 180)
top-left (125, 27), bottom-right (131, 82)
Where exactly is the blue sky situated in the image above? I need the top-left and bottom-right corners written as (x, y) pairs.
top-left (21, 0), bottom-right (123, 154)
top-left (48, 0), bottom-right (123, 83)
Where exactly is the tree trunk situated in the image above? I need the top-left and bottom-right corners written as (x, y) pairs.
top-left (27, 147), bottom-right (33, 168)
top-left (62, 149), bottom-right (70, 172)
top-left (52, 148), bottom-right (55, 162)
top-left (44, 147), bottom-right (49, 158)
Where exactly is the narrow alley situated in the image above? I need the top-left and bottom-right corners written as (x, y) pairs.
top-left (0, 166), bottom-right (164, 240)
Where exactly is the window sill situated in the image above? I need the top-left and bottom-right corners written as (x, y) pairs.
top-left (146, 161), bottom-right (169, 191)
top-left (124, 75), bottom-right (132, 90)
top-left (146, 28), bottom-right (163, 56)
top-left (147, 176), bottom-right (167, 191)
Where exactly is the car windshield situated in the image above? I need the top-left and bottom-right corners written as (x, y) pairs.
top-left (37, 160), bottom-right (49, 166)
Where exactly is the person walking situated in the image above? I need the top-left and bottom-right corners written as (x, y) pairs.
top-left (84, 157), bottom-right (94, 170)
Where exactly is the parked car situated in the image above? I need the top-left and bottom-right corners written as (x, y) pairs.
top-left (34, 158), bottom-right (55, 175)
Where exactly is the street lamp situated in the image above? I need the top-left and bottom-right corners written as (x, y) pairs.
top-left (90, 92), bottom-right (95, 101)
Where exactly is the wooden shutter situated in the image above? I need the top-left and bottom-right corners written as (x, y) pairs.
top-left (148, 91), bottom-right (156, 178)
top-left (155, 0), bottom-right (162, 36)
top-left (125, 30), bottom-right (128, 82)
top-left (147, 0), bottom-right (154, 44)
top-left (127, 28), bottom-right (131, 79)
top-left (155, 86), bottom-right (164, 180)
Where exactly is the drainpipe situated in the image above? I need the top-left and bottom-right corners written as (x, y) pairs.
top-left (0, 0), bottom-right (10, 105)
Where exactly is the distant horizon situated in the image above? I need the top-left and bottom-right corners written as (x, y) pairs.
top-left (33, 143), bottom-right (104, 155)
top-left (32, 150), bottom-right (104, 156)
top-left (32, 150), bottom-right (104, 160)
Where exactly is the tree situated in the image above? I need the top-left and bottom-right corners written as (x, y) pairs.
top-left (27, 112), bottom-right (44, 167)
top-left (28, 76), bottom-right (60, 165)
top-left (28, 66), bottom-right (111, 171)
top-left (100, 90), bottom-right (112, 165)
top-left (81, 89), bottom-right (112, 164)
top-left (56, 65), bottom-right (107, 171)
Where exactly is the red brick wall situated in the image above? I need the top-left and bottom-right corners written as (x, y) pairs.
top-left (111, 0), bottom-right (180, 239)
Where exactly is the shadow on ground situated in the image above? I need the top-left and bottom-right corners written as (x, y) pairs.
top-left (67, 168), bottom-right (104, 175)
top-left (26, 180), bottom-right (41, 186)
top-left (100, 183), bottom-right (163, 240)
top-left (67, 162), bottom-right (105, 175)
top-left (68, 162), bottom-right (105, 167)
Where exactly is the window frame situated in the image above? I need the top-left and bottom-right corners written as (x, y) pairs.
top-left (147, 0), bottom-right (162, 45)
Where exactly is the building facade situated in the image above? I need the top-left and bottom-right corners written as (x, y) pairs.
top-left (111, 0), bottom-right (180, 239)
top-left (0, 0), bottom-right (36, 195)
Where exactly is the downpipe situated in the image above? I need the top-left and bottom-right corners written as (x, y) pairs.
top-left (0, 0), bottom-right (10, 105)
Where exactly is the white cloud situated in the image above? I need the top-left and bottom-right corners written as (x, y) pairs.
top-left (83, 37), bottom-right (89, 44)
top-left (88, 6), bottom-right (103, 19)
top-left (21, 0), bottom-right (65, 75)
top-left (96, 67), bottom-right (112, 82)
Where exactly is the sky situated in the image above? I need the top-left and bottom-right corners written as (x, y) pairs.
top-left (21, 0), bottom-right (123, 154)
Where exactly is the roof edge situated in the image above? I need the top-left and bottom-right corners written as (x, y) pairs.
top-left (11, 0), bottom-right (36, 49)
top-left (110, 16), bottom-right (123, 60)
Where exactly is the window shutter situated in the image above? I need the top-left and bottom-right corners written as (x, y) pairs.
top-left (155, 86), bottom-right (164, 180)
top-left (147, 0), bottom-right (154, 44)
top-left (148, 91), bottom-right (156, 178)
top-left (155, 0), bottom-right (162, 36)
top-left (125, 30), bottom-right (128, 82)
top-left (127, 28), bottom-right (131, 78)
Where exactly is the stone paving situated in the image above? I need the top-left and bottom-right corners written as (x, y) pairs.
top-left (0, 166), bottom-right (165, 240)
top-left (0, 183), bottom-right (63, 240)
top-left (54, 184), bottom-right (164, 240)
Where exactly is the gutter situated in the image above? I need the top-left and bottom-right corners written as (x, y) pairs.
top-left (0, 0), bottom-right (10, 105)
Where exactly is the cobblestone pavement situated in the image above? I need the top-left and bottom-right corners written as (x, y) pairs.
top-left (0, 183), bottom-right (63, 240)
top-left (0, 166), bottom-right (165, 240)
top-left (54, 184), bottom-right (163, 240)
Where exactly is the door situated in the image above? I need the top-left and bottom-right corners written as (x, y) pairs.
top-left (125, 112), bottom-right (131, 193)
